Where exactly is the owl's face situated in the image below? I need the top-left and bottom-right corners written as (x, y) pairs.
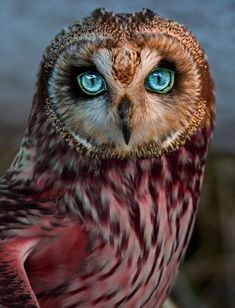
top-left (40, 9), bottom-right (213, 159)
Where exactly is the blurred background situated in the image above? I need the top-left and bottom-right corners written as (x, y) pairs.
top-left (0, 1), bottom-right (234, 307)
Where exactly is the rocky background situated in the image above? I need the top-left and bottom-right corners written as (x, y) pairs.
top-left (0, 1), bottom-right (234, 307)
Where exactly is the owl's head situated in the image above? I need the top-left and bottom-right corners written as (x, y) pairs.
top-left (37, 8), bottom-right (215, 159)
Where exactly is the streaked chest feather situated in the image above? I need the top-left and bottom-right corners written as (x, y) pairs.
top-left (22, 129), bottom-right (210, 307)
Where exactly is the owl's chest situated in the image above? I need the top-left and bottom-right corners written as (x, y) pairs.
top-left (25, 152), bottom-right (205, 306)
top-left (27, 175), bottom-right (198, 308)
top-left (26, 220), bottom-right (178, 308)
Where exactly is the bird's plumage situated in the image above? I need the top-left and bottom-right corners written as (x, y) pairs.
top-left (0, 8), bottom-right (215, 307)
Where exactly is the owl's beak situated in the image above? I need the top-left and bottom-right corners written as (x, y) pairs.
top-left (118, 97), bottom-right (132, 145)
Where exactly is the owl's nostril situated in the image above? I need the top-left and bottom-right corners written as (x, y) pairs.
top-left (118, 97), bottom-right (132, 145)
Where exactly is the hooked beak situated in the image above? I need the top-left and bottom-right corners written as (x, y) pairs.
top-left (118, 97), bottom-right (132, 145)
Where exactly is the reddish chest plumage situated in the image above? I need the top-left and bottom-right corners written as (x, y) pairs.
top-left (9, 128), bottom-right (211, 308)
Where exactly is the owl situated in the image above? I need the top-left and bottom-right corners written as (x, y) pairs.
top-left (0, 8), bottom-right (215, 308)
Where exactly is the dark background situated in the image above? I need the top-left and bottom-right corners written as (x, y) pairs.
top-left (0, 1), bottom-right (234, 307)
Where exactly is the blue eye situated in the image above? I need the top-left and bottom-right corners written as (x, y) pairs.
top-left (145, 69), bottom-right (175, 94)
top-left (77, 71), bottom-right (107, 95)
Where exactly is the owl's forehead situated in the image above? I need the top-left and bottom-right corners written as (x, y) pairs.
top-left (108, 45), bottom-right (141, 85)
top-left (55, 30), bottom-right (161, 85)
top-left (79, 37), bottom-right (164, 86)
top-left (53, 30), bottom-right (195, 89)
top-left (69, 31), bottom-right (178, 86)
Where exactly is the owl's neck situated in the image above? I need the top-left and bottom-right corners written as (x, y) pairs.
top-left (2, 110), bottom-right (212, 205)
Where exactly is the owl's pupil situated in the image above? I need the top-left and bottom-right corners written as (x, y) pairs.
top-left (87, 74), bottom-right (96, 86)
top-left (157, 75), bottom-right (161, 83)
top-left (155, 74), bottom-right (166, 86)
